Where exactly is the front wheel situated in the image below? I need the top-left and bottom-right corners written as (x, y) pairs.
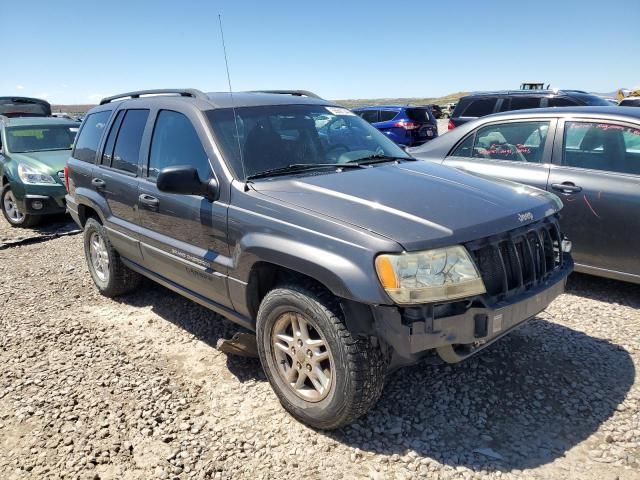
top-left (256, 282), bottom-right (386, 429)
top-left (1, 184), bottom-right (40, 228)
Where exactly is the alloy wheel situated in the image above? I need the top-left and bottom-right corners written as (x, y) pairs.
top-left (271, 311), bottom-right (334, 402)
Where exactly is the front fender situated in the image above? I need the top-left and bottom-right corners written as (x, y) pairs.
top-left (231, 232), bottom-right (392, 311)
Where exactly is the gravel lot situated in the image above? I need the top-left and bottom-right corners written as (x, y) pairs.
top-left (1, 215), bottom-right (639, 480)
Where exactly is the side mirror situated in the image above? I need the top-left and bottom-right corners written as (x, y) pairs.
top-left (156, 166), bottom-right (219, 202)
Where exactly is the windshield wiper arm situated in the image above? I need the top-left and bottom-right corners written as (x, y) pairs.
top-left (346, 154), bottom-right (415, 166)
top-left (246, 163), bottom-right (364, 180)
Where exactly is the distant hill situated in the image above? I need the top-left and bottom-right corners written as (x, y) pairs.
top-left (333, 92), bottom-right (469, 109)
top-left (52, 104), bottom-right (95, 115)
top-left (52, 92), bottom-right (469, 115)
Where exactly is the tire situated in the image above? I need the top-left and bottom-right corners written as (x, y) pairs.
top-left (83, 217), bottom-right (141, 297)
top-left (256, 282), bottom-right (387, 429)
top-left (1, 184), bottom-right (41, 228)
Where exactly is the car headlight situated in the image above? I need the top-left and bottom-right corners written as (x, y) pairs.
top-left (18, 163), bottom-right (57, 185)
top-left (375, 246), bottom-right (486, 304)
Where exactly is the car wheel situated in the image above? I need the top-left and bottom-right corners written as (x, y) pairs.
top-left (83, 217), bottom-right (141, 297)
top-left (256, 282), bottom-right (387, 429)
top-left (1, 184), bottom-right (41, 228)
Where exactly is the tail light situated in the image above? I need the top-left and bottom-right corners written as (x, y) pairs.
top-left (448, 120), bottom-right (455, 130)
top-left (394, 120), bottom-right (420, 130)
top-left (64, 165), bottom-right (70, 192)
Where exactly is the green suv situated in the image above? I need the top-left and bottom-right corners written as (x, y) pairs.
top-left (0, 116), bottom-right (79, 227)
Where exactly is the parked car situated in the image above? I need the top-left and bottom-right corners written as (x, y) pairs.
top-left (448, 90), bottom-right (611, 130)
top-left (619, 97), bottom-right (640, 107)
top-left (430, 104), bottom-right (443, 119)
top-left (0, 116), bottom-right (79, 227)
top-left (66, 88), bottom-right (572, 429)
top-left (0, 96), bottom-right (51, 117)
top-left (410, 106), bottom-right (640, 284)
top-left (352, 105), bottom-right (437, 146)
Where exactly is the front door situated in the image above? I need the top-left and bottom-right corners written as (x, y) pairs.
top-left (443, 119), bottom-right (555, 191)
top-left (137, 109), bottom-right (231, 307)
top-left (548, 119), bottom-right (640, 280)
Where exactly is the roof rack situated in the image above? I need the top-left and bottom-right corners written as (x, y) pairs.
top-left (99, 89), bottom-right (208, 105)
top-left (250, 90), bottom-right (323, 99)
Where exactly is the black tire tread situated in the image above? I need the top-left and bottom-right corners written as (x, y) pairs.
top-left (84, 218), bottom-right (141, 297)
top-left (258, 280), bottom-right (386, 429)
top-left (1, 185), bottom-right (41, 228)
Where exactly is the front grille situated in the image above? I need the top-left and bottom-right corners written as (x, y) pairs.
top-left (466, 216), bottom-right (564, 300)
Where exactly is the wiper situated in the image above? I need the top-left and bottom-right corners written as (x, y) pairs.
top-left (246, 163), bottom-right (364, 180)
top-left (346, 154), bottom-right (415, 165)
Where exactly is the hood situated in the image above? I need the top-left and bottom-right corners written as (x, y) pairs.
top-left (10, 150), bottom-right (70, 177)
top-left (251, 160), bottom-right (562, 251)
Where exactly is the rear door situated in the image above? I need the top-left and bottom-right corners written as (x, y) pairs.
top-left (92, 108), bottom-right (149, 262)
top-left (137, 108), bottom-right (231, 307)
top-left (443, 118), bottom-right (556, 190)
top-left (548, 119), bottom-right (640, 279)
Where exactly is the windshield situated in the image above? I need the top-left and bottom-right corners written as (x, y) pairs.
top-left (206, 104), bottom-right (411, 179)
top-left (6, 125), bottom-right (79, 153)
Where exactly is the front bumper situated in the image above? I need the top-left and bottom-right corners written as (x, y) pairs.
top-left (11, 181), bottom-right (66, 216)
top-left (372, 259), bottom-right (572, 363)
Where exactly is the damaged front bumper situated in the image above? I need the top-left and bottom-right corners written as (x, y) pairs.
top-left (372, 260), bottom-right (572, 363)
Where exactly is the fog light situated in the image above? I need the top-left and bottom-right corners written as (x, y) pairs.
top-left (561, 239), bottom-right (572, 253)
top-left (31, 200), bottom-right (44, 210)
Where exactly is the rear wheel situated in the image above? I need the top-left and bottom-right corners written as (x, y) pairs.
top-left (83, 218), bottom-right (141, 297)
top-left (1, 184), bottom-right (40, 228)
top-left (256, 282), bottom-right (386, 429)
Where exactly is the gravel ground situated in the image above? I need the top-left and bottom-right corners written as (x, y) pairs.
top-left (0, 217), bottom-right (639, 480)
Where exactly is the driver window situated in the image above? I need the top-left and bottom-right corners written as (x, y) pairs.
top-left (471, 121), bottom-right (550, 163)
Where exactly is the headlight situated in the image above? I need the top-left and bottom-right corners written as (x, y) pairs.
top-left (375, 246), bottom-right (486, 304)
top-left (18, 163), bottom-right (57, 185)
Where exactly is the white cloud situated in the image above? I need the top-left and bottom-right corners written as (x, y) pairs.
top-left (16, 85), bottom-right (24, 90)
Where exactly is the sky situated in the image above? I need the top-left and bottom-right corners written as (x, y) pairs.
top-left (2, 0), bottom-right (639, 104)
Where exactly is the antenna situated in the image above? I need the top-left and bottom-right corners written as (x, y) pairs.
top-left (218, 14), bottom-right (246, 180)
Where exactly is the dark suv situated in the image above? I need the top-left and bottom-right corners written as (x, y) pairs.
top-left (66, 89), bottom-right (572, 429)
top-left (352, 105), bottom-right (438, 146)
top-left (449, 90), bottom-right (611, 130)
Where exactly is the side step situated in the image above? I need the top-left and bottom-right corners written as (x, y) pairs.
top-left (216, 333), bottom-right (259, 358)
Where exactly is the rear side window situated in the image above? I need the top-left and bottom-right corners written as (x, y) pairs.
top-left (563, 122), bottom-right (640, 175)
top-left (148, 110), bottom-right (211, 181)
top-left (73, 110), bottom-right (111, 163)
top-left (359, 110), bottom-right (379, 123)
top-left (620, 98), bottom-right (640, 107)
top-left (509, 97), bottom-right (541, 110)
top-left (111, 109), bottom-right (149, 174)
top-left (548, 97), bottom-right (579, 107)
top-left (472, 121), bottom-right (550, 163)
top-left (100, 111), bottom-right (125, 166)
top-left (378, 110), bottom-right (398, 122)
top-left (462, 99), bottom-right (496, 117)
top-left (405, 108), bottom-right (432, 123)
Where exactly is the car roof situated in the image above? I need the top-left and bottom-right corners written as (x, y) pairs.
top-left (92, 89), bottom-right (334, 112)
top-left (486, 105), bottom-right (640, 120)
top-left (353, 105), bottom-right (432, 111)
top-left (1, 116), bottom-right (80, 127)
top-left (464, 89), bottom-right (600, 99)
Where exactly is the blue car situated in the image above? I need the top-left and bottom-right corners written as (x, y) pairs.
top-left (352, 105), bottom-right (438, 146)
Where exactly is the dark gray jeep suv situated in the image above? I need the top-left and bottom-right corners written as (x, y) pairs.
top-left (66, 89), bottom-right (573, 429)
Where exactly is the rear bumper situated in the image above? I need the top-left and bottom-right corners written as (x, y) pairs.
top-left (372, 259), bottom-right (572, 362)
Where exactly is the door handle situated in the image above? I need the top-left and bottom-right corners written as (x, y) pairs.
top-left (91, 178), bottom-right (106, 189)
top-left (551, 182), bottom-right (582, 194)
top-left (138, 194), bottom-right (159, 208)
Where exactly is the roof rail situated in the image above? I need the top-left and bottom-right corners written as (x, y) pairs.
top-left (250, 90), bottom-right (323, 99)
top-left (99, 89), bottom-right (208, 105)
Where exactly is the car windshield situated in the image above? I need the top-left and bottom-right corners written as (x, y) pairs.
top-left (206, 104), bottom-right (411, 179)
top-left (6, 125), bottom-right (79, 153)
